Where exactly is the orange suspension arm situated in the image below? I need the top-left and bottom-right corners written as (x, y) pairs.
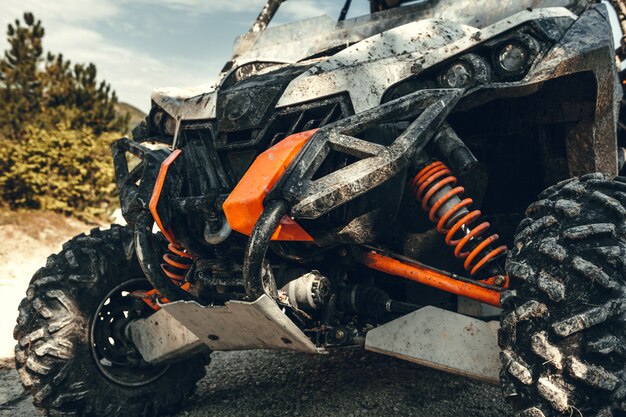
top-left (357, 251), bottom-right (504, 307)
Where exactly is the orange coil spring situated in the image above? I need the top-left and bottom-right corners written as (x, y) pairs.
top-left (161, 243), bottom-right (193, 283)
top-left (409, 161), bottom-right (507, 276)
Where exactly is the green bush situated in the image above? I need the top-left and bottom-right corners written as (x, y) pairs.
top-left (0, 124), bottom-right (119, 220)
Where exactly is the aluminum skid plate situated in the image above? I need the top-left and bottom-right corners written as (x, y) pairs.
top-left (365, 306), bottom-right (501, 384)
top-left (159, 294), bottom-right (320, 353)
top-left (129, 305), bottom-right (207, 364)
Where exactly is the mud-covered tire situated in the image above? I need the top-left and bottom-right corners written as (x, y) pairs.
top-left (499, 174), bottom-right (626, 417)
top-left (13, 225), bottom-right (207, 417)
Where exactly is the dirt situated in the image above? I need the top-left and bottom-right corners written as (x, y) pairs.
top-left (0, 210), bottom-right (512, 417)
top-left (0, 210), bottom-right (94, 358)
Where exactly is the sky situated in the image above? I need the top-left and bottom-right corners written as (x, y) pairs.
top-left (0, 0), bottom-right (371, 113)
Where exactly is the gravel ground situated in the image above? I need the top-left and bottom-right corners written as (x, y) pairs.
top-left (1, 348), bottom-right (512, 417)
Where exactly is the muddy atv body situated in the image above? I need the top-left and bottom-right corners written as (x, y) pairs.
top-left (14, 1), bottom-right (626, 416)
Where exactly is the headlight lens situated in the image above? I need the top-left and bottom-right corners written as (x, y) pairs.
top-left (438, 62), bottom-right (473, 88)
top-left (164, 115), bottom-right (177, 136)
top-left (149, 106), bottom-right (177, 137)
top-left (497, 42), bottom-right (530, 74)
top-left (436, 54), bottom-right (490, 89)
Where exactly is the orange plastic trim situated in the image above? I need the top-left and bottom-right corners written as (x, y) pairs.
top-left (223, 130), bottom-right (317, 241)
top-left (358, 251), bottom-right (503, 307)
top-left (149, 149), bottom-right (182, 245)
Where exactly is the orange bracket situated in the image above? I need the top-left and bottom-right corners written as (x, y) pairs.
top-left (133, 282), bottom-right (191, 311)
top-left (223, 130), bottom-right (316, 241)
top-left (358, 251), bottom-right (504, 307)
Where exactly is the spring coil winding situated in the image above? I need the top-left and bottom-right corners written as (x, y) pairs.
top-left (409, 161), bottom-right (507, 276)
top-left (161, 243), bottom-right (193, 283)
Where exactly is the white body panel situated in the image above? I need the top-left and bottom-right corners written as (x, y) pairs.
top-left (277, 8), bottom-right (576, 113)
top-left (151, 5), bottom-right (576, 121)
top-left (151, 82), bottom-right (218, 121)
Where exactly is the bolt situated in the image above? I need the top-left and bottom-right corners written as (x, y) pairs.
top-left (338, 247), bottom-right (348, 257)
top-left (494, 275), bottom-right (506, 287)
top-left (334, 329), bottom-right (346, 340)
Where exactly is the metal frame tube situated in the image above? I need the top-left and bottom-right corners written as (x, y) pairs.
top-left (134, 211), bottom-right (195, 302)
top-left (242, 199), bottom-right (288, 299)
top-left (358, 250), bottom-right (503, 306)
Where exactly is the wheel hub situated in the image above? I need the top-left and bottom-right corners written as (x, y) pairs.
top-left (90, 278), bottom-right (169, 387)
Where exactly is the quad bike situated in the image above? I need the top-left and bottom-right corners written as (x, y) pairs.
top-left (14, 0), bottom-right (626, 416)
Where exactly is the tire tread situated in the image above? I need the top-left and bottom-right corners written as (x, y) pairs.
top-left (500, 175), bottom-right (626, 416)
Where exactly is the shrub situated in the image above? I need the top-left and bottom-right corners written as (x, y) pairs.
top-left (0, 124), bottom-right (119, 220)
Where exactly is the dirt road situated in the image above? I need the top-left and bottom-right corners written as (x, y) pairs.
top-left (0, 211), bottom-right (512, 417)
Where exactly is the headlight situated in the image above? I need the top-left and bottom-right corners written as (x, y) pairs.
top-left (497, 42), bottom-right (529, 74)
top-left (148, 105), bottom-right (177, 137)
top-left (437, 54), bottom-right (491, 89)
top-left (383, 29), bottom-right (544, 104)
top-left (494, 33), bottom-right (540, 78)
top-left (438, 62), bottom-right (473, 88)
top-left (163, 115), bottom-right (177, 136)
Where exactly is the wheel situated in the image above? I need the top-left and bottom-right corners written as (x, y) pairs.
top-left (499, 173), bottom-right (626, 417)
top-left (14, 225), bottom-right (207, 417)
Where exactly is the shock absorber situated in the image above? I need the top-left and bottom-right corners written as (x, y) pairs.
top-left (409, 161), bottom-right (507, 276)
top-left (161, 243), bottom-right (194, 283)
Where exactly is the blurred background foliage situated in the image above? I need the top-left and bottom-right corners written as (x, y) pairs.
top-left (0, 12), bottom-right (143, 221)
top-left (0, 125), bottom-right (119, 219)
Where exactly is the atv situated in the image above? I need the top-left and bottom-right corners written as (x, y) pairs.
top-left (14, 0), bottom-right (626, 416)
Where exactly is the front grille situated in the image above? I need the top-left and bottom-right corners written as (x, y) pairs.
top-left (216, 95), bottom-right (353, 182)
top-left (216, 94), bottom-right (352, 151)
top-left (179, 95), bottom-right (353, 187)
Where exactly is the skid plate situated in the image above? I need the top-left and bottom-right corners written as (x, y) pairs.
top-left (129, 306), bottom-right (207, 364)
top-left (365, 306), bottom-right (501, 384)
top-left (160, 295), bottom-right (320, 353)
top-left (130, 295), bottom-right (320, 363)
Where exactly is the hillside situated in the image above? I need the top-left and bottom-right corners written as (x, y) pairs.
top-left (115, 102), bottom-right (147, 134)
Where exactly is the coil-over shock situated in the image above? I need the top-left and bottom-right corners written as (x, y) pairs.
top-left (409, 161), bottom-right (507, 277)
top-left (161, 242), bottom-right (194, 283)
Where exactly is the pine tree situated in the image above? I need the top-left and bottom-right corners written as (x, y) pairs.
top-left (0, 12), bottom-right (44, 139)
top-left (0, 12), bottom-right (129, 139)
top-left (70, 62), bottom-right (128, 134)
top-left (40, 55), bottom-right (129, 133)
top-left (40, 52), bottom-right (76, 128)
